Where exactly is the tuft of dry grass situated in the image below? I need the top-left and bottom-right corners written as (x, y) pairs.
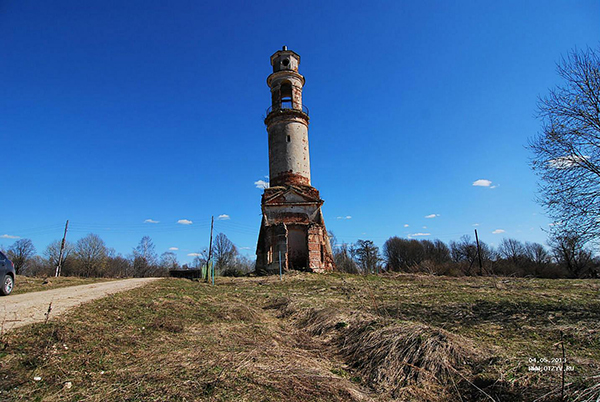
top-left (572, 377), bottom-right (600, 402)
top-left (340, 321), bottom-right (478, 398)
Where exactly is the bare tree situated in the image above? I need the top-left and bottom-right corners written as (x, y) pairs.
top-left (498, 238), bottom-right (526, 264)
top-left (549, 232), bottom-right (595, 278)
top-left (44, 239), bottom-right (74, 273)
top-left (530, 47), bottom-right (600, 243)
top-left (132, 236), bottom-right (160, 277)
top-left (106, 255), bottom-right (132, 278)
top-left (74, 234), bottom-right (108, 277)
top-left (449, 235), bottom-right (492, 275)
top-left (426, 239), bottom-right (452, 264)
top-left (213, 233), bottom-right (237, 273)
top-left (328, 231), bottom-right (337, 250)
top-left (6, 238), bottom-right (36, 275)
top-left (524, 242), bottom-right (551, 265)
top-left (383, 237), bottom-right (424, 271)
top-left (332, 243), bottom-right (359, 274)
top-left (159, 251), bottom-right (179, 271)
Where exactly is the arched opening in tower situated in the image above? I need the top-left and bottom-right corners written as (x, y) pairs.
top-left (280, 81), bottom-right (293, 109)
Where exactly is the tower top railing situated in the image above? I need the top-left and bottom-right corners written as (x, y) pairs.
top-left (266, 104), bottom-right (309, 117)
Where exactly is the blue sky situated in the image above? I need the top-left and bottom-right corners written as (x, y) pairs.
top-left (1, 1), bottom-right (598, 263)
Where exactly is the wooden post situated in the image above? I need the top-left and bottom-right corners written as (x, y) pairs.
top-left (55, 220), bottom-right (69, 277)
top-left (475, 229), bottom-right (483, 275)
top-left (279, 250), bottom-right (282, 280)
top-left (205, 216), bottom-right (214, 283)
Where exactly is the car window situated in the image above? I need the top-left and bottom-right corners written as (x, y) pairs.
top-left (0, 252), bottom-right (5, 261)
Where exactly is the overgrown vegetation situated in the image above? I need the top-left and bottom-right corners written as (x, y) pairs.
top-left (1, 273), bottom-right (598, 401)
top-left (1, 232), bottom-right (254, 279)
top-left (332, 234), bottom-right (600, 279)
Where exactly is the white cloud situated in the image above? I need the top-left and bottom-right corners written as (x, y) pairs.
top-left (144, 219), bottom-right (159, 224)
top-left (425, 214), bottom-right (439, 219)
top-left (472, 223), bottom-right (480, 227)
top-left (548, 154), bottom-right (588, 169)
top-left (422, 226), bottom-right (428, 229)
top-left (337, 216), bottom-right (352, 220)
top-left (169, 247), bottom-right (179, 251)
top-left (177, 219), bottom-right (193, 225)
top-left (403, 224), bottom-right (409, 228)
top-left (408, 232), bottom-right (431, 238)
top-left (0, 234), bottom-right (20, 239)
top-left (240, 247), bottom-right (251, 250)
top-left (473, 179), bottom-right (492, 187)
top-left (548, 222), bottom-right (563, 227)
top-left (188, 253), bottom-right (202, 257)
top-left (492, 229), bottom-right (505, 234)
top-left (217, 214), bottom-right (230, 220)
top-left (255, 179), bottom-right (269, 189)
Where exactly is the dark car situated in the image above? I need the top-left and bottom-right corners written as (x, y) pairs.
top-left (0, 251), bottom-right (15, 295)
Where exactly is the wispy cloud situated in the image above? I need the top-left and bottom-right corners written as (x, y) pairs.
top-left (240, 246), bottom-right (251, 250)
top-left (169, 247), bottom-right (179, 251)
top-left (255, 179), bottom-right (269, 189)
top-left (472, 223), bottom-right (480, 227)
top-left (336, 216), bottom-right (352, 220)
top-left (144, 219), bottom-right (159, 224)
top-left (425, 214), bottom-right (439, 219)
top-left (177, 219), bottom-right (193, 225)
top-left (548, 222), bottom-right (563, 227)
top-left (188, 253), bottom-right (202, 257)
top-left (548, 154), bottom-right (588, 169)
top-left (217, 214), bottom-right (230, 220)
top-left (422, 226), bottom-right (428, 229)
top-left (408, 232), bottom-right (431, 238)
top-left (492, 229), bottom-right (505, 234)
top-left (403, 224), bottom-right (409, 228)
top-left (473, 179), bottom-right (492, 187)
top-left (0, 234), bottom-right (20, 239)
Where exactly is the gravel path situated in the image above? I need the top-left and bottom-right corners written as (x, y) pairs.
top-left (0, 278), bottom-right (162, 331)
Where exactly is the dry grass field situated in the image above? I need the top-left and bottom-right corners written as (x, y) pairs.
top-left (0, 273), bottom-right (598, 401)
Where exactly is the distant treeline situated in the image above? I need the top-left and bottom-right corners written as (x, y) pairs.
top-left (1, 233), bottom-right (254, 278)
top-left (331, 233), bottom-right (599, 279)
top-left (3, 231), bottom-right (598, 279)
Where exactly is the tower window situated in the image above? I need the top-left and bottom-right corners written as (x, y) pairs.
top-left (287, 135), bottom-right (291, 142)
top-left (280, 82), bottom-right (293, 109)
top-left (282, 58), bottom-right (290, 67)
top-left (280, 82), bottom-right (292, 98)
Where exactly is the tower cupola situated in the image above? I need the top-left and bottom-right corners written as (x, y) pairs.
top-left (266, 47), bottom-right (306, 115)
top-left (270, 46), bottom-right (300, 73)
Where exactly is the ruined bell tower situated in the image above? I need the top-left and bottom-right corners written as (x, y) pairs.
top-left (255, 47), bottom-right (334, 274)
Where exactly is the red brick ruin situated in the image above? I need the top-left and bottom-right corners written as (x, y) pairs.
top-left (256, 47), bottom-right (335, 274)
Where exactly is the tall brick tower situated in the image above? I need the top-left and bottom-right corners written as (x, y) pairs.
top-left (255, 47), bottom-right (334, 274)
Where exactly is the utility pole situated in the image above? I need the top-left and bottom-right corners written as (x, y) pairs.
top-left (55, 220), bottom-right (69, 277)
top-left (205, 216), bottom-right (214, 283)
top-left (474, 229), bottom-right (483, 275)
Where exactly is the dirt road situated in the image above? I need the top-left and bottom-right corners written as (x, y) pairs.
top-left (0, 278), bottom-right (161, 331)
